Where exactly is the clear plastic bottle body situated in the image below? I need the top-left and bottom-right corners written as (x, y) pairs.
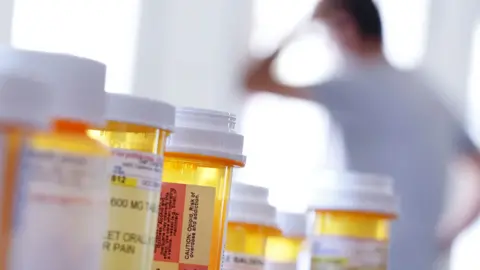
top-left (12, 119), bottom-right (111, 270)
top-left (88, 121), bottom-right (170, 270)
top-left (309, 210), bottom-right (393, 270)
top-left (152, 153), bottom-right (236, 270)
top-left (90, 121), bottom-right (168, 152)
top-left (265, 235), bottom-right (304, 264)
top-left (312, 210), bottom-right (390, 240)
top-left (224, 183), bottom-right (277, 270)
top-left (225, 222), bottom-right (280, 257)
top-left (265, 212), bottom-right (306, 269)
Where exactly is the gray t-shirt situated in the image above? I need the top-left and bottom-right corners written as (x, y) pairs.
top-left (312, 61), bottom-right (476, 270)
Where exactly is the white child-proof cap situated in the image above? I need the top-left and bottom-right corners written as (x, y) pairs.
top-left (307, 171), bottom-right (398, 216)
top-left (166, 107), bottom-right (245, 164)
top-left (0, 47), bottom-right (106, 127)
top-left (228, 182), bottom-right (277, 228)
top-left (276, 212), bottom-right (307, 238)
top-left (105, 93), bottom-right (175, 131)
top-left (0, 74), bottom-right (52, 127)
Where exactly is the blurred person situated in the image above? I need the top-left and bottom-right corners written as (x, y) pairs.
top-left (243, 0), bottom-right (480, 269)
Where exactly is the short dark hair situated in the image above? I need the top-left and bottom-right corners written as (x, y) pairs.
top-left (316, 0), bottom-right (383, 41)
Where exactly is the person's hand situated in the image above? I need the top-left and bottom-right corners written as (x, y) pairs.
top-left (241, 13), bottom-right (315, 98)
top-left (242, 53), bottom-right (278, 94)
top-left (242, 19), bottom-right (307, 93)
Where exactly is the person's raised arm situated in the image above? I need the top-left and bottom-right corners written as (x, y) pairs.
top-left (243, 49), bottom-right (312, 100)
top-left (244, 4), bottom-right (329, 100)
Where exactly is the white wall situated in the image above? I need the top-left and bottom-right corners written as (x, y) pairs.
top-left (11, 0), bottom-right (141, 94)
top-left (129, 0), bottom-right (252, 116)
top-left (423, 0), bottom-right (479, 115)
top-left (0, 0), bottom-right (14, 43)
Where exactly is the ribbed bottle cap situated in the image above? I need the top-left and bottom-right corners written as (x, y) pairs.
top-left (166, 107), bottom-right (245, 165)
top-left (0, 47), bottom-right (106, 127)
top-left (308, 171), bottom-right (398, 216)
top-left (106, 93), bottom-right (175, 131)
top-left (228, 182), bottom-right (277, 227)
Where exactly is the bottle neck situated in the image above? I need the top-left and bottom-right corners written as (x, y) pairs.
top-left (52, 119), bottom-right (89, 134)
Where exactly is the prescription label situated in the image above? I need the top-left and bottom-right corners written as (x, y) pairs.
top-left (265, 262), bottom-right (297, 270)
top-left (110, 148), bottom-right (163, 191)
top-left (152, 182), bottom-right (215, 270)
top-left (11, 149), bottom-right (109, 270)
top-left (310, 236), bottom-right (388, 270)
top-left (102, 149), bottom-right (164, 270)
top-left (223, 252), bottom-right (264, 270)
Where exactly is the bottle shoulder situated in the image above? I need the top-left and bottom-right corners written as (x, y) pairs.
top-left (29, 132), bottom-right (110, 156)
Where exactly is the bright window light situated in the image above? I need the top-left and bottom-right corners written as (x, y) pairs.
top-left (376, 0), bottom-right (430, 69)
top-left (467, 24), bottom-right (480, 145)
top-left (11, 0), bottom-right (140, 94)
top-left (249, 0), bottom-right (318, 56)
top-left (454, 22), bottom-right (480, 270)
top-left (238, 93), bottom-right (330, 213)
top-left (275, 32), bottom-right (337, 87)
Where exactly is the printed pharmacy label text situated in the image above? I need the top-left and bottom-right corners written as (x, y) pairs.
top-left (223, 252), bottom-right (264, 270)
top-left (109, 148), bottom-right (163, 191)
top-left (11, 149), bottom-right (109, 270)
top-left (102, 149), bottom-right (165, 270)
top-left (310, 236), bottom-right (388, 270)
top-left (264, 261), bottom-right (297, 270)
top-left (152, 182), bottom-right (215, 270)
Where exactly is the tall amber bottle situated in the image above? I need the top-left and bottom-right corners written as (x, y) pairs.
top-left (153, 108), bottom-right (246, 270)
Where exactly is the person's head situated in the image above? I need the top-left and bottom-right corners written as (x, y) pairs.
top-left (314, 0), bottom-right (383, 58)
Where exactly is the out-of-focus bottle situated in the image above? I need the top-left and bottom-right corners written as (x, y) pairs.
top-left (88, 93), bottom-right (175, 270)
top-left (265, 212), bottom-right (306, 270)
top-left (223, 183), bottom-right (278, 270)
top-left (152, 108), bottom-right (246, 270)
top-left (0, 74), bottom-right (52, 270)
top-left (0, 48), bottom-right (110, 270)
top-left (306, 172), bottom-right (398, 270)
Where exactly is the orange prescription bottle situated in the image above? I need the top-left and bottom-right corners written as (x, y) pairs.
top-left (88, 93), bottom-right (175, 270)
top-left (306, 172), bottom-right (398, 270)
top-left (152, 108), bottom-right (246, 270)
top-left (0, 48), bottom-right (111, 270)
top-left (0, 74), bottom-right (53, 270)
top-left (224, 183), bottom-right (278, 270)
top-left (265, 212), bottom-right (306, 270)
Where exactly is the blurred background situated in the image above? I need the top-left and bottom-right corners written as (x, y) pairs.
top-left (2, 0), bottom-right (480, 268)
